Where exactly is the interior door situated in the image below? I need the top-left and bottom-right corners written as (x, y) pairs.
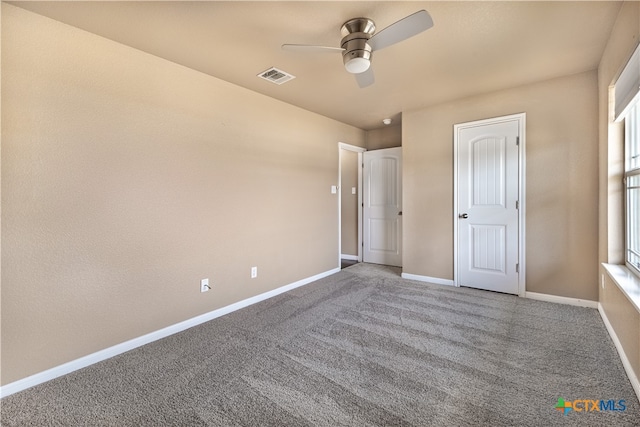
top-left (457, 119), bottom-right (519, 294)
top-left (363, 147), bottom-right (402, 267)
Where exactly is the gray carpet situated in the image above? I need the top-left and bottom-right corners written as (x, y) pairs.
top-left (1, 263), bottom-right (639, 426)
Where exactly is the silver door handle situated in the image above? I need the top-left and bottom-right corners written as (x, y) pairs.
top-left (459, 213), bottom-right (468, 219)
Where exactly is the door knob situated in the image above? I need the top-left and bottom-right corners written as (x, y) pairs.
top-left (459, 213), bottom-right (468, 219)
top-left (398, 211), bottom-right (403, 216)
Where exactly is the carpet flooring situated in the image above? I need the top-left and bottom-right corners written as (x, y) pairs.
top-left (1, 263), bottom-right (639, 426)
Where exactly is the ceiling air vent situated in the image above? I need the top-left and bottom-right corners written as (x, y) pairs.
top-left (258, 67), bottom-right (296, 85)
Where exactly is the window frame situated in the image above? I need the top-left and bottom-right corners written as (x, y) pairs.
top-left (624, 102), bottom-right (640, 277)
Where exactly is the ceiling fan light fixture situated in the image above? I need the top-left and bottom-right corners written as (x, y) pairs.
top-left (345, 57), bottom-right (371, 74)
top-left (341, 30), bottom-right (373, 74)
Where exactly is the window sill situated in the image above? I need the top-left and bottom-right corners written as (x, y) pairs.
top-left (602, 263), bottom-right (640, 313)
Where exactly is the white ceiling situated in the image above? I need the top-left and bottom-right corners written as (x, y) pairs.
top-left (10, 1), bottom-right (622, 130)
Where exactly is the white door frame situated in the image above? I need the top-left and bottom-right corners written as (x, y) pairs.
top-left (338, 142), bottom-right (366, 266)
top-left (453, 113), bottom-right (526, 296)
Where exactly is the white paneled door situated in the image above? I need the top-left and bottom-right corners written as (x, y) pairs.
top-left (363, 147), bottom-right (402, 267)
top-left (456, 118), bottom-right (521, 294)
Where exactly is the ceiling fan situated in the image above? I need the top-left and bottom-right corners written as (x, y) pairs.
top-left (282, 10), bottom-right (433, 88)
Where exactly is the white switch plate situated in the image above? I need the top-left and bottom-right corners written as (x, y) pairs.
top-left (331, 185), bottom-right (337, 194)
top-left (251, 266), bottom-right (258, 278)
top-left (201, 278), bottom-right (210, 293)
top-left (352, 187), bottom-right (356, 194)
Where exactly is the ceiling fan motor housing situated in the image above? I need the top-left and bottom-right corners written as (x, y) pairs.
top-left (340, 18), bottom-right (375, 74)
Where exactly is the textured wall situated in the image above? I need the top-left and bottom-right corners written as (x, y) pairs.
top-left (601, 273), bottom-right (640, 390)
top-left (366, 125), bottom-right (402, 151)
top-left (403, 70), bottom-right (599, 300)
top-left (1, 4), bottom-right (364, 385)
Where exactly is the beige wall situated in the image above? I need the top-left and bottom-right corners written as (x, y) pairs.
top-left (0, 5), bottom-right (365, 385)
top-left (403, 70), bottom-right (599, 300)
top-left (601, 273), bottom-right (640, 386)
top-left (598, 1), bottom-right (640, 391)
top-left (340, 149), bottom-right (358, 256)
top-left (365, 125), bottom-right (401, 150)
top-left (0, 2), bottom-right (3, 380)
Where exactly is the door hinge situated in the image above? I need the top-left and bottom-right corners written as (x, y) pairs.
top-left (516, 200), bottom-right (519, 209)
top-left (516, 263), bottom-right (519, 273)
top-left (516, 136), bottom-right (520, 145)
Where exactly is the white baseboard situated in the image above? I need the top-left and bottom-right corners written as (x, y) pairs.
top-left (598, 303), bottom-right (640, 402)
top-left (524, 291), bottom-right (598, 308)
top-left (401, 273), bottom-right (455, 287)
top-left (340, 254), bottom-right (359, 261)
top-left (0, 267), bottom-right (340, 399)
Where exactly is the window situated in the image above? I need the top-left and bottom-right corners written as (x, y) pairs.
top-left (624, 102), bottom-right (640, 275)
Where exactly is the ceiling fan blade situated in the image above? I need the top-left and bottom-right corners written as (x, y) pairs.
top-left (368, 10), bottom-right (433, 51)
top-left (355, 68), bottom-right (375, 88)
top-left (281, 44), bottom-right (344, 53)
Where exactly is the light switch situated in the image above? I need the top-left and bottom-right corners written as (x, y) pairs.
top-left (352, 187), bottom-right (357, 195)
top-left (331, 185), bottom-right (337, 194)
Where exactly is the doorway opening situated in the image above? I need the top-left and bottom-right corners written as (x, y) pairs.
top-left (338, 143), bottom-right (365, 269)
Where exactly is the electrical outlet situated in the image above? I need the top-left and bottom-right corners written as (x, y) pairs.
top-left (251, 266), bottom-right (258, 279)
top-left (201, 278), bottom-right (210, 293)
top-left (601, 274), bottom-right (605, 290)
